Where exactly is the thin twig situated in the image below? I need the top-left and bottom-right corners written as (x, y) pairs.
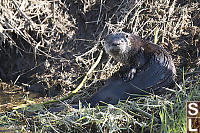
top-left (11, 0), bottom-right (31, 23)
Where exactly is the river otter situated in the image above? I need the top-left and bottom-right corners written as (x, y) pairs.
top-left (76, 32), bottom-right (176, 108)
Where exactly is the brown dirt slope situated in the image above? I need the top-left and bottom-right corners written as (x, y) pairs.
top-left (0, 0), bottom-right (199, 109)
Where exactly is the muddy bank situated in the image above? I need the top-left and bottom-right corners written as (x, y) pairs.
top-left (0, 0), bottom-right (199, 112)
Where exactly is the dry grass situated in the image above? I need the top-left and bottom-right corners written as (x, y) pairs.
top-left (0, 0), bottom-right (199, 132)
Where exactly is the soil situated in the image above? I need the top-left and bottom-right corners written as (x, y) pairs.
top-left (0, 0), bottom-right (199, 112)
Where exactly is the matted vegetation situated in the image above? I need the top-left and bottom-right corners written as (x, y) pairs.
top-left (0, 0), bottom-right (199, 132)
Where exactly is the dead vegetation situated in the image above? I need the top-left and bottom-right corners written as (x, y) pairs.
top-left (0, 0), bottom-right (199, 132)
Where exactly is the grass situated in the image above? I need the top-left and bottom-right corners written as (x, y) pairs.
top-left (0, 0), bottom-right (199, 132)
top-left (1, 77), bottom-right (199, 132)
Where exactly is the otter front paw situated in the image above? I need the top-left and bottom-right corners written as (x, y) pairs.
top-left (122, 68), bottom-right (136, 82)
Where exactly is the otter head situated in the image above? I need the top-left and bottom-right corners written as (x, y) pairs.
top-left (104, 32), bottom-right (141, 64)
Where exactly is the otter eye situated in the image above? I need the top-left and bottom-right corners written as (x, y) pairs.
top-left (125, 34), bottom-right (129, 38)
top-left (120, 39), bottom-right (124, 43)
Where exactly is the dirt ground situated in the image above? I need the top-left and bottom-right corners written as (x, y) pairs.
top-left (0, 0), bottom-right (199, 111)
